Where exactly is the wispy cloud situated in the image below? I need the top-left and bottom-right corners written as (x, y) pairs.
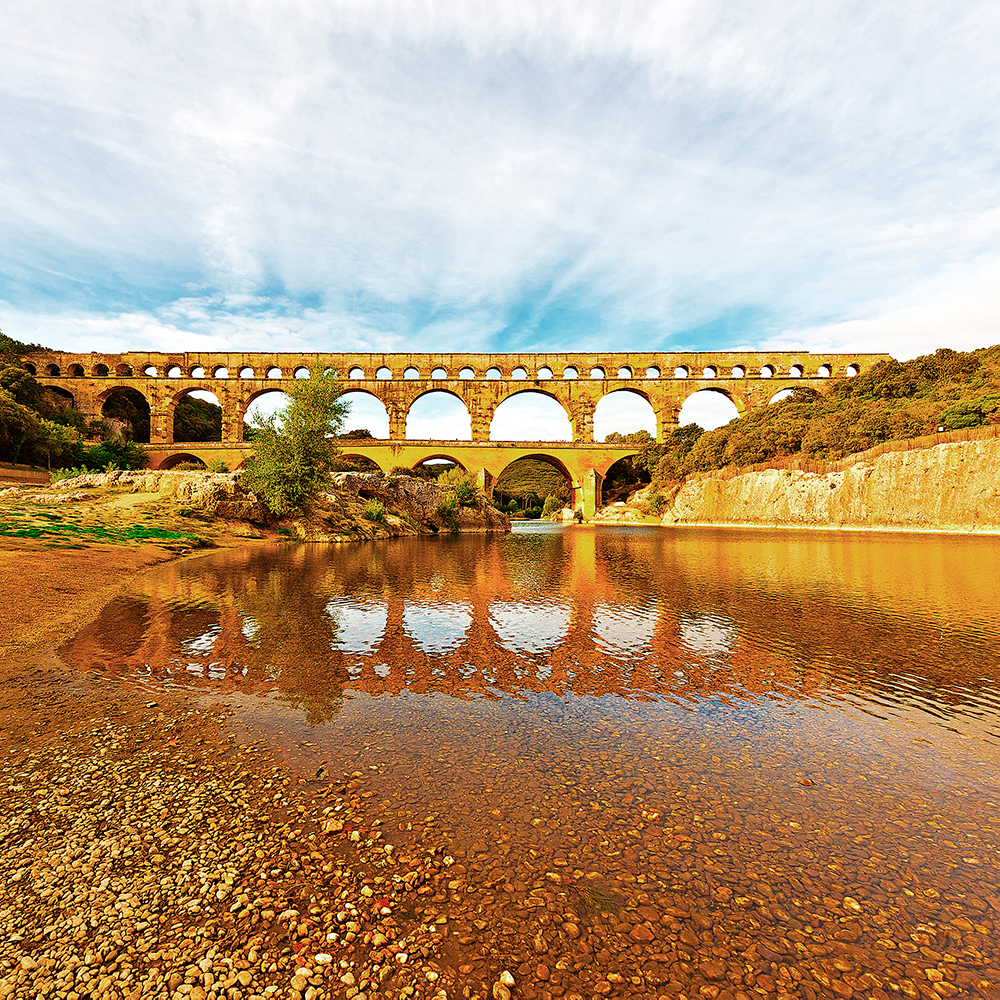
top-left (2, 0), bottom-right (999, 357)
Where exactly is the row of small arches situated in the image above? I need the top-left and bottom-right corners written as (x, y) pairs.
top-left (26, 361), bottom-right (862, 381)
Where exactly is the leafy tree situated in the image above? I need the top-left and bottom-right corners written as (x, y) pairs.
top-left (0, 389), bottom-right (40, 463)
top-left (939, 395), bottom-right (1000, 429)
top-left (338, 427), bottom-right (375, 440)
top-left (240, 369), bottom-right (350, 515)
top-left (36, 419), bottom-right (81, 469)
top-left (542, 494), bottom-right (563, 518)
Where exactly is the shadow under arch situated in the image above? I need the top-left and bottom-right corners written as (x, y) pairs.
top-left (171, 387), bottom-right (222, 443)
top-left (405, 388), bottom-right (471, 440)
top-left (601, 453), bottom-right (651, 506)
top-left (489, 388), bottom-right (573, 442)
top-left (494, 452), bottom-right (575, 513)
top-left (157, 452), bottom-right (208, 470)
top-left (338, 388), bottom-right (391, 439)
top-left (334, 453), bottom-right (386, 474)
top-left (98, 385), bottom-right (151, 443)
top-left (42, 385), bottom-right (76, 410)
top-left (409, 454), bottom-right (468, 478)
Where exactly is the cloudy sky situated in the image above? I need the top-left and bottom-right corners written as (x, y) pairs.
top-left (3, 0), bottom-right (1000, 370)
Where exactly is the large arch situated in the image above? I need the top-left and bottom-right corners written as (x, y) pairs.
top-left (172, 388), bottom-right (222, 443)
top-left (339, 389), bottom-right (390, 439)
top-left (99, 386), bottom-right (150, 443)
top-left (409, 454), bottom-right (467, 479)
top-left (42, 385), bottom-right (75, 411)
top-left (593, 388), bottom-right (657, 442)
top-left (493, 453), bottom-right (574, 516)
top-left (601, 454), bottom-right (651, 506)
top-left (678, 387), bottom-right (741, 431)
top-left (242, 388), bottom-right (292, 441)
top-left (334, 453), bottom-right (386, 474)
top-left (489, 390), bottom-right (572, 442)
top-left (405, 390), bottom-right (471, 440)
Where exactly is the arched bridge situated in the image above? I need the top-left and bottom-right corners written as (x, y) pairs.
top-left (23, 349), bottom-right (890, 517)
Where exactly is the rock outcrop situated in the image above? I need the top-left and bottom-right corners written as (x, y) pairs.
top-left (659, 437), bottom-right (1000, 532)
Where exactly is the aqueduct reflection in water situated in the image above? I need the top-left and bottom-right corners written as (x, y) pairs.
top-left (60, 527), bottom-right (1000, 739)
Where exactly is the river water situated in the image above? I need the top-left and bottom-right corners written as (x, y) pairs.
top-left (63, 525), bottom-right (1000, 999)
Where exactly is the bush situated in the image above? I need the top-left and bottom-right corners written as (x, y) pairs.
top-left (240, 369), bottom-right (350, 515)
top-left (363, 498), bottom-right (386, 522)
top-left (437, 467), bottom-right (481, 506)
top-left (208, 459), bottom-right (230, 473)
top-left (639, 492), bottom-right (667, 516)
top-left (541, 494), bottom-right (563, 518)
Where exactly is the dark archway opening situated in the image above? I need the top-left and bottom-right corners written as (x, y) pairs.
top-left (494, 457), bottom-right (572, 519)
top-left (600, 454), bottom-right (651, 506)
top-left (333, 454), bottom-right (383, 474)
top-left (406, 457), bottom-right (466, 480)
top-left (159, 453), bottom-right (208, 471)
top-left (174, 391), bottom-right (222, 442)
top-left (101, 388), bottom-right (150, 443)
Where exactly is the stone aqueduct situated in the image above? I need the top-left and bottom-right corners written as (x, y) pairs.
top-left (24, 349), bottom-right (890, 517)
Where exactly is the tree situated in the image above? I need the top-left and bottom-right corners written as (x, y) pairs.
top-left (37, 419), bottom-right (81, 469)
top-left (240, 369), bottom-right (350, 515)
top-left (0, 389), bottom-right (40, 463)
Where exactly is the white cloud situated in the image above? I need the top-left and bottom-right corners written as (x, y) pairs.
top-left (2, 0), bottom-right (999, 355)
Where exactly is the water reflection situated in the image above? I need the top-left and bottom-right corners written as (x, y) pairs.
top-left (61, 526), bottom-right (1000, 742)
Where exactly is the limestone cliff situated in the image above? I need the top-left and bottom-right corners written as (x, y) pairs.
top-left (660, 437), bottom-right (1000, 532)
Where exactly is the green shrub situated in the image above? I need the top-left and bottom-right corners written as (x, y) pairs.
top-left (363, 498), bottom-right (386, 522)
top-left (541, 494), bottom-right (563, 518)
top-left (49, 466), bottom-right (90, 483)
top-left (208, 459), bottom-right (230, 473)
top-left (639, 492), bottom-right (667, 516)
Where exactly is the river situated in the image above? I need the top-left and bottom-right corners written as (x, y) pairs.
top-left (61, 524), bottom-right (1000, 999)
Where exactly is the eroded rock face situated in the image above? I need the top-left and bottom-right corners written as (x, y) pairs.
top-left (658, 438), bottom-right (1000, 531)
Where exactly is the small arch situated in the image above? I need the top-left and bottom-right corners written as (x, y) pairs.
top-left (44, 385), bottom-right (75, 410)
top-left (143, 365), bottom-right (158, 377)
top-left (23, 363), bottom-right (36, 375)
top-left (294, 367), bottom-right (310, 379)
top-left (562, 366), bottom-right (578, 380)
top-left (158, 453), bottom-right (208, 471)
top-left (769, 389), bottom-right (794, 404)
top-left (846, 364), bottom-right (860, 377)
top-left (166, 365), bottom-right (182, 378)
top-left (678, 388), bottom-right (740, 431)
top-left (594, 389), bottom-right (656, 442)
top-left (645, 366), bottom-right (660, 379)
top-left (100, 386), bottom-right (150, 443)
top-left (537, 366), bottom-right (552, 380)
top-left (267, 366), bottom-right (283, 379)
top-left (511, 366), bottom-right (528, 380)
top-left (485, 367), bottom-right (502, 380)
top-left (334, 454), bottom-right (385, 474)
top-left (590, 366), bottom-right (605, 379)
top-left (431, 367), bottom-right (448, 380)
top-left (348, 367), bottom-right (364, 380)
top-left (189, 366), bottom-right (205, 379)
top-left (731, 365), bottom-right (745, 378)
top-left (490, 390), bottom-right (572, 441)
top-left (601, 454), bottom-right (651, 507)
top-left (760, 365), bottom-right (774, 378)
top-left (703, 366), bottom-right (717, 379)
top-left (173, 389), bottom-right (222, 442)
top-left (68, 364), bottom-right (85, 378)
top-left (405, 390), bottom-right (471, 440)
top-left (616, 366), bottom-right (632, 379)
top-left (117, 363), bottom-right (133, 378)
top-left (459, 367), bottom-right (475, 380)
top-left (375, 366), bottom-right (393, 380)
top-left (674, 365), bottom-right (689, 379)
top-left (818, 364), bottom-right (832, 378)
top-left (95, 364), bottom-right (109, 377)
top-left (789, 365), bottom-right (803, 378)
top-left (238, 366), bottom-right (254, 379)
top-left (404, 366), bottom-right (420, 380)
top-left (339, 390), bottom-right (390, 439)
top-left (213, 366), bottom-right (229, 379)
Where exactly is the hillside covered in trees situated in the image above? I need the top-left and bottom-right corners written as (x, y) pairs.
top-left (635, 344), bottom-right (1000, 487)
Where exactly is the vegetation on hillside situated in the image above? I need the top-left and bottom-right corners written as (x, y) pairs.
top-left (635, 345), bottom-right (1000, 488)
top-left (0, 333), bottom-right (148, 470)
top-left (240, 368), bottom-right (350, 515)
top-left (174, 396), bottom-right (223, 442)
top-left (493, 457), bottom-right (571, 516)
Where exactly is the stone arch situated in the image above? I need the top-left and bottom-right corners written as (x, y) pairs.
top-left (45, 363), bottom-right (61, 377)
top-left (336, 453), bottom-right (387, 474)
top-left (241, 387), bottom-right (292, 441)
top-left (99, 386), bottom-right (151, 443)
top-left (158, 452), bottom-right (208, 470)
top-left (213, 366), bottom-right (229, 379)
top-left (189, 365), bottom-right (206, 379)
top-left (593, 388), bottom-right (657, 441)
top-left (44, 385), bottom-right (75, 410)
top-left (95, 364), bottom-right (109, 377)
top-left (489, 389), bottom-right (572, 442)
top-left (116, 363), bottom-right (134, 378)
top-left (23, 362), bottom-right (36, 375)
top-left (411, 454), bottom-right (468, 476)
top-left (172, 388), bottom-right (223, 443)
top-left (678, 387), bottom-right (742, 430)
top-left (339, 389), bottom-right (390, 439)
top-left (601, 454), bottom-right (651, 506)
top-left (143, 365), bottom-right (158, 377)
top-left (493, 454), bottom-right (575, 513)
top-left (68, 364), bottom-right (85, 377)
top-left (294, 365), bottom-right (310, 379)
top-left (405, 389), bottom-right (471, 440)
